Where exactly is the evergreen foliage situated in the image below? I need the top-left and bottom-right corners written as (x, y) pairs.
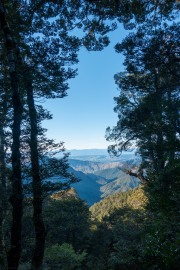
top-left (90, 187), bottom-right (146, 221)
top-left (0, 1), bottom-right (114, 268)
top-left (44, 243), bottom-right (87, 270)
top-left (104, 1), bottom-right (180, 269)
top-left (44, 189), bottom-right (90, 251)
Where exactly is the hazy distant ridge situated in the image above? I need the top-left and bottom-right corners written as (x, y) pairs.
top-left (69, 158), bottom-right (140, 205)
top-left (68, 149), bottom-right (109, 156)
top-left (69, 159), bottom-right (122, 174)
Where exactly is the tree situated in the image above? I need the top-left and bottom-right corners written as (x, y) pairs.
top-left (88, 188), bottom-right (147, 270)
top-left (44, 243), bottom-right (86, 270)
top-left (44, 189), bottom-right (90, 252)
top-left (19, 189), bottom-right (89, 268)
top-left (105, 6), bottom-right (180, 269)
top-left (0, 1), bottom-right (114, 268)
top-left (106, 22), bottom-right (180, 184)
top-left (0, 2), bottom-right (24, 268)
top-left (12, 1), bottom-right (115, 267)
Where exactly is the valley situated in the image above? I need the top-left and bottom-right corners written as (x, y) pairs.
top-left (66, 150), bottom-right (140, 205)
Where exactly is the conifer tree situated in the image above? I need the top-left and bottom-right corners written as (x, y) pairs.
top-left (0, 1), bottom-right (116, 268)
top-left (0, 1), bottom-right (24, 268)
top-left (105, 2), bottom-right (180, 223)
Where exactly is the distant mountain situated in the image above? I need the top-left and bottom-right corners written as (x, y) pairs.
top-left (69, 159), bottom-right (102, 174)
top-left (55, 148), bottom-right (137, 163)
top-left (68, 159), bottom-right (124, 174)
top-left (48, 167), bottom-right (140, 206)
top-left (67, 148), bottom-right (136, 156)
top-left (68, 149), bottom-right (109, 156)
top-left (46, 163), bottom-right (139, 206)
top-left (94, 167), bottom-right (140, 198)
top-left (100, 175), bottom-right (140, 198)
top-left (69, 167), bottom-right (103, 205)
top-left (46, 166), bottom-right (104, 205)
top-left (95, 167), bottom-right (122, 180)
top-left (47, 153), bottom-right (140, 206)
top-left (69, 151), bottom-right (137, 163)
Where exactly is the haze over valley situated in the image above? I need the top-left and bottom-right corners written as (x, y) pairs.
top-left (59, 149), bottom-right (140, 205)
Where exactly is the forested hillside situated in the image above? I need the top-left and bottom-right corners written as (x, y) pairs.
top-left (69, 158), bottom-right (140, 204)
top-left (90, 187), bottom-right (146, 221)
top-left (69, 158), bottom-right (121, 173)
top-left (95, 167), bottom-right (140, 197)
top-left (0, 1), bottom-right (179, 269)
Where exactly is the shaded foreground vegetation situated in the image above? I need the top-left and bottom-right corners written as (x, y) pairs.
top-left (15, 187), bottom-right (179, 269)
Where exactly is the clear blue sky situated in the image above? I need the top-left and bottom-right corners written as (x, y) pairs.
top-left (42, 26), bottom-right (128, 150)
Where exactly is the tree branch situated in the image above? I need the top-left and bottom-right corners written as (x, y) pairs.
top-left (119, 167), bottom-right (149, 185)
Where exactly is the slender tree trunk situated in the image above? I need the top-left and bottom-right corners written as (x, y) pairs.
top-left (7, 46), bottom-right (23, 270)
top-left (0, 57), bottom-right (7, 269)
top-left (167, 90), bottom-right (176, 163)
top-left (25, 77), bottom-right (46, 270)
top-left (0, 2), bottom-right (23, 269)
top-left (0, 124), bottom-right (7, 269)
top-left (7, 54), bottom-right (23, 270)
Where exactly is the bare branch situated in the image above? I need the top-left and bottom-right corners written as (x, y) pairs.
top-left (119, 167), bottom-right (148, 185)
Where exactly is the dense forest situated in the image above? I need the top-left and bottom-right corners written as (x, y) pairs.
top-left (0, 0), bottom-right (179, 269)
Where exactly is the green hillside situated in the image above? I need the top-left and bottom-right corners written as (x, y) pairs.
top-left (95, 168), bottom-right (140, 197)
top-left (70, 166), bottom-right (140, 205)
top-left (95, 167), bottom-right (122, 180)
top-left (90, 187), bottom-right (147, 221)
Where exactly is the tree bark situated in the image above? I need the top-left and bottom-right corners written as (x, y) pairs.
top-left (127, 170), bottom-right (148, 185)
top-left (120, 167), bottom-right (148, 185)
top-left (0, 2), bottom-right (23, 269)
top-left (0, 124), bottom-right (7, 269)
top-left (25, 77), bottom-right (46, 270)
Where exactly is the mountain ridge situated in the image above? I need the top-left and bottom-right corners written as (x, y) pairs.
top-left (70, 160), bottom-right (140, 205)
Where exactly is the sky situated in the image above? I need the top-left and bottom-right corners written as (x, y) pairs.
top-left (42, 26), bottom-right (128, 150)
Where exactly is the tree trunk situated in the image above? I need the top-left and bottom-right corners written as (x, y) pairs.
top-left (7, 56), bottom-right (23, 270)
top-left (0, 124), bottom-right (7, 269)
top-left (0, 2), bottom-right (23, 269)
top-left (25, 78), bottom-right (46, 270)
